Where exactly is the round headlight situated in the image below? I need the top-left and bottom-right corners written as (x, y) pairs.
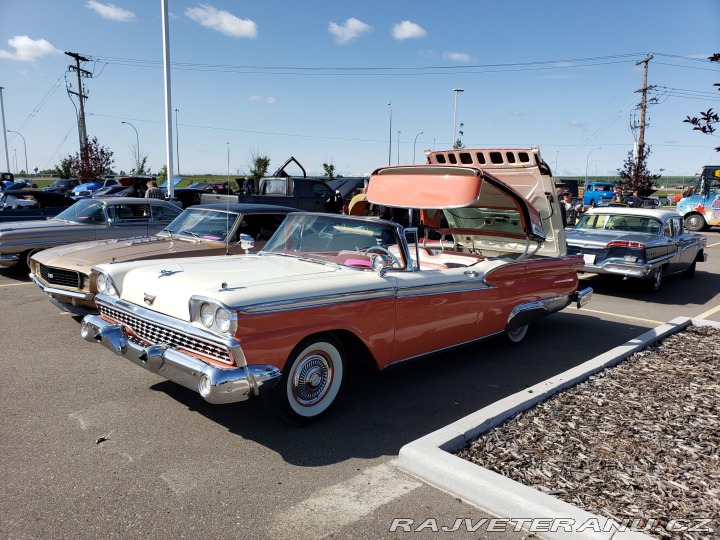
top-left (106, 281), bottom-right (117, 297)
top-left (215, 308), bottom-right (231, 333)
top-left (96, 273), bottom-right (107, 293)
top-left (199, 302), bottom-right (215, 328)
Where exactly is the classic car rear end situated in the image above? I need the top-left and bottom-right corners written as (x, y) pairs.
top-left (565, 208), bottom-right (707, 292)
top-left (79, 157), bottom-right (591, 424)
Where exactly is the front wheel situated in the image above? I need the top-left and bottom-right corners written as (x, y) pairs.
top-left (262, 335), bottom-right (345, 425)
top-left (684, 214), bottom-right (706, 232)
top-left (683, 260), bottom-right (697, 279)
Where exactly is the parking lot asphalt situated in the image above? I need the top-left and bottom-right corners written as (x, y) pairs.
top-left (1, 230), bottom-right (718, 539)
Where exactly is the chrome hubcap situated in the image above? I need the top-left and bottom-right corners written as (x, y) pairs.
top-left (292, 353), bottom-right (332, 406)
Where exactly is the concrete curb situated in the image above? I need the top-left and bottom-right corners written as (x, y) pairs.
top-left (398, 317), bottom-right (720, 540)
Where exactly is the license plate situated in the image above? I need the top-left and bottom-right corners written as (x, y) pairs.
top-left (583, 254), bottom-right (596, 264)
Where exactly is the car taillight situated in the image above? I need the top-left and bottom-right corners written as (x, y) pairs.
top-left (606, 240), bottom-right (646, 249)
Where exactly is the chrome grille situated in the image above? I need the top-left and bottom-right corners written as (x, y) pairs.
top-left (99, 305), bottom-right (232, 365)
top-left (39, 264), bottom-right (82, 288)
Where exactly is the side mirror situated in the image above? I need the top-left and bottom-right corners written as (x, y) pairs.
top-left (238, 233), bottom-right (255, 252)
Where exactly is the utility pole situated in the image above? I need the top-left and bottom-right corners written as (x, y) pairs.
top-left (634, 54), bottom-right (655, 176)
top-left (65, 52), bottom-right (91, 152)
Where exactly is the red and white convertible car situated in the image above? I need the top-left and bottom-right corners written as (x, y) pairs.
top-left (80, 149), bottom-right (591, 424)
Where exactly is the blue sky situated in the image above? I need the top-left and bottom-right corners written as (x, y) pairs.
top-left (1, 0), bottom-right (719, 179)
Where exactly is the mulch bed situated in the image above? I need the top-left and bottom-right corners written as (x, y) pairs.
top-left (457, 324), bottom-right (719, 539)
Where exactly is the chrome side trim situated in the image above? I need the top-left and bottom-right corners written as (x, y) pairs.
top-left (80, 314), bottom-right (279, 404)
top-left (395, 281), bottom-right (491, 298)
top-left (30, 273), bottom-right (93, 300)
top-left (385, 330), bottom-right (505, 369)
top-left (237, 287), bottom-right (397, 314)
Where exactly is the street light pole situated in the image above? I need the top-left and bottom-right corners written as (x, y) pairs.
top-left (0, 87), bottom-right (9, 172)
top-left (174, 108), bottom-right (180, 176)
top-left (452, 88), bottom-right (464, 147)
top-left (226, 142), bottom-right (230, 184)
top-left (397, 131), bottom-right (401, 165)
top-left (388, 102), bottom-right (392, 166)
top-left (413, 131), bottom-right (423, 164)
top-left (585, 147), bottom-right (601, 185)
top-left (7, 130), bottom-right (28, 177)
top-left (121, 121), bottom-right (140, 172)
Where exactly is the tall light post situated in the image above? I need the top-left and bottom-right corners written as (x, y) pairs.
top-left (585, 147), bottom-right (601, 185)
top-left (387, 102), bottom-right (392, 166)
top-left (226, 142), bottom-right (230, 184)
top-left (412, 131), bottom-right (423, 164)
top-left (397, 131), bottom-right (401, 165)
top-left (554, 150), bottom-right (559, 176)
top-left (7, 130), bottom-right (27, 177)
top-left (121, 121), bottom-right (140, 172)
top-left (0, 87), bottom-right (9, 172)
top-left (452, 88), bottom-right (464, 147)
top-left (174, 108), bottom-right (180, 176)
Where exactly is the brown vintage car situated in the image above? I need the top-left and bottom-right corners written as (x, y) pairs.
top-left (29, 203), bottom-right (298, 313)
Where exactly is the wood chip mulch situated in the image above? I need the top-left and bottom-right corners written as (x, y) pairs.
top-left (456, 324), bottom-right (719, 539)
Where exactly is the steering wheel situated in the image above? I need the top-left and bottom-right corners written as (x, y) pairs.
top-left (363, 246), bottom-right (401, 268)
top-left (615, 219), bottom-right (629, 231)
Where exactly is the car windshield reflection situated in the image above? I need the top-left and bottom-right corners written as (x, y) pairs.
top-left (53, 199), bottom-right (106, 223)
top-left (262, 213), bottom-right (403, 268)
top-left (576, 213), bottom-right (662, 234)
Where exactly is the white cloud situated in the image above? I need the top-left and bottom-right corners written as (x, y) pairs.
top-left (186, 4), bottom-right (258, 38)
top-left (0, 35), bottom-right (61, 62)
top-left (248, 95), bottom-right (277, 104)
top-left (569, 120), bottom-right (584, 129)
top-left (508, 111), bottom-right (525, 118)
top-left (392, 20), bottom-right (427, 40)
top-left (85, 1), bottom-right (135, 22)
top-left (443, 51), bottom-right (471, 63)
top-left (328, 18), bottom-right (372, 44)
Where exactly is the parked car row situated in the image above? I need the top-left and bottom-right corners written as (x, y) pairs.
top-left (0, 148), bottom-right (710, 426)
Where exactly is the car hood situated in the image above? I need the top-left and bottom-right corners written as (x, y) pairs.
top-left (565, 229), bottom-right (659, 247)
top-left (33, 235), bottom-right (214, 269)
top-left (104, 254), bottom-right (391, 321)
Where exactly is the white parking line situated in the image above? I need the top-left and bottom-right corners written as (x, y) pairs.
top-left (0, 282), bottom-right (34, 287)
top-left (577, 307), bottom-right (664, 325)
top-left (696, 302), bottom-right (720, 320)
top-left (266, 461), bottom-right (422, 540)
top-left (706, 240), bottom-right (720, 248)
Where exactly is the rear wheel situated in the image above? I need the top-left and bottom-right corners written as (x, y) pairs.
top-left (262, 334), bottom-right (345, 425)
top-left (504, 324), bottom-right (529, 345)
top-left (644, 266), bottom-right (663, 293)
top-left (684, 214), bottom-right (706, 232)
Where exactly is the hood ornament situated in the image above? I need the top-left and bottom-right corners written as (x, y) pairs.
top-left (143, 293), bottom-right (156, 306)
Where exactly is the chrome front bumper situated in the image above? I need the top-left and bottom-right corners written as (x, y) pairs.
top-left (80, 314), bottom-right (281, 404)
top-left (0, 254), bottom-right (19, 268)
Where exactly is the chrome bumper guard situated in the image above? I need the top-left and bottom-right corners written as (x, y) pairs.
top-left (80, 314), bottom-right (281, 404)
top-left (572, 287), bottom-right (593, 309)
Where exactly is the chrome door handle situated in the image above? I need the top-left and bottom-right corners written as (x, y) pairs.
top-left (464, 270), bottom-right (479, 278)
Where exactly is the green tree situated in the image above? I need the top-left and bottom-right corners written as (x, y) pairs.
top-left (684, 53), bottom-right (720, 152)
top-left (53, 157), bottom-right (73, 179)
top-left (66, 137), bottom-right (114, 183)
top-left (323, 162), bottom-right (336, 181)
top-left (616, 144), bottom-right (661, 195)
top-left (157, 164), bottom-right (168, 182)
top-left (130, 156), bottom-right (150, 175)
top-left (246, 149), bottom-right (270, 193)
top-left (453, 123), bottom-right (465, 150)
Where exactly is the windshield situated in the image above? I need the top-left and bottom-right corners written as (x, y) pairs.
top-left (576, 213), bottom-right (662, 234)
top-left (262, 213), bottom-right (404, 268)
top-left (162, 208), bottom-right (240, 241)
top-left (54, 199), bottom-right (106, 223)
